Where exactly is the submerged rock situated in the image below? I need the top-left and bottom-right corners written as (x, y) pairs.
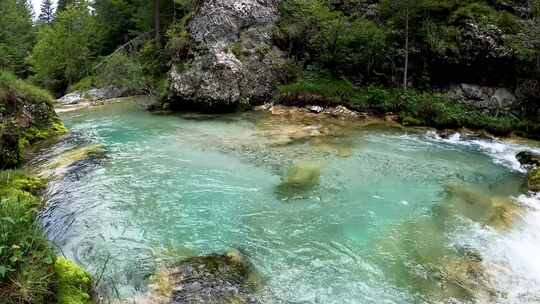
top-left (146, 250), bottom-right (261, 304)
top-left (275, 162), bottom-right (321, 198)
top-left (37, 144), bottom-right (107, 179)
top-left (516, 151), bottom-right (540, 168)
top-left (441, 184), bottom-right (524, 230)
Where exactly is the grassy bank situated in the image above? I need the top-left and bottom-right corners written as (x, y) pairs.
top-left (0, 171), bottom-right (94, 304)
top-left (276, 74), bottom-right (539, 138)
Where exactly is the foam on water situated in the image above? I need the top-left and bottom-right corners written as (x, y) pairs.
top-left (425, 130), bottom-right (540, 173)
top-left (448, 193), bottom-right (540, 303)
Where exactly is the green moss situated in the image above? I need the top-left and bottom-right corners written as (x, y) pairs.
top-left (529, 168), bottom-right (540, 192)
top-left (54, 257), bottom-right (93, 304)
top-left (229, 41), bottom-right (243, 58)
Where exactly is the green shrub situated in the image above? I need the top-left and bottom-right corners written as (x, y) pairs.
top-left (68, 76), bottom-right (98, 93)
top-left (166, 13), bottom-right (193, 61)
top-left (97, 53), bottom-right (145, 93)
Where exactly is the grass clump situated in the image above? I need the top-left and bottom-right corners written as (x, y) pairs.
top-left (0, 170), bottom-right (55, 303)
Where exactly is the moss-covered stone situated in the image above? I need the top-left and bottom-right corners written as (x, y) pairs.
top-left (148, 249), bottom-right (261, 304)
top-left (528, 168), bottom-right (540, 192)
top-left (0, 70), bottom-right (66, 168)
top-left (275, 162), bottom-right (321, 198)
top-left (54, 257), bottom-right (93, 304)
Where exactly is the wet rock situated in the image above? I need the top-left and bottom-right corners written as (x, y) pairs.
top-left (275, 162), bottom-right (321, 197)
top-left (442, 184), bottom-right (524, 230)
top-left (436, 256), bottom-right (497, 303)
top-left (38, 144), bottom-right (107, 178)
top-left (58, 86), bottom-right (127, 105)
top-left (253, 103), bottom-right (273, 111)
top-left (307, 105), bottom-right (323, 113)
top-left (323, 105), bottom-right (360, 119)
top-left (147, 250), bottom-right (261, 304)
top-left (516, 151), bottom-right (540, 168)
top-left (528, 168), bottom-right (540, 192)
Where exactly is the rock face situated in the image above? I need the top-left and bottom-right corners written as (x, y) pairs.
top-left (168, 0), bottom-right (285, 110)
top-left (58, 86), bottom-right (127, 105)
top-left (448, 83), bottom-right (519, 112)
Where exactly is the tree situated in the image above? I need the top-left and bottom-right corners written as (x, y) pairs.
top-left (38, 0), bottom-right (55, 24)
top-left (381, 0), bottom-right (424, 89)
top-left (29, 0), bottom-right (99, 93)
top-left (0, 0), bottom-right (35, 76)
top-left (277, 0), bottom-right (386, 80)
top-left (155, 0), bottom-right (161, 47)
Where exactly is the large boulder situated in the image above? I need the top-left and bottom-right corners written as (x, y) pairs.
top-left (168, 0), bottom-right (285, 111)
top-left (448, 83), bottom-right (519, 112)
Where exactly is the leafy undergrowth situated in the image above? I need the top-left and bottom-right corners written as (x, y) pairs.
top-left (0, 70), bottom-right (67, 169)
top-left (276, 74), bottom-right (535, 137)
top-left (0, 170), bottom-right (94, 303)
top-left (0, 170), bottom-right (55, 303)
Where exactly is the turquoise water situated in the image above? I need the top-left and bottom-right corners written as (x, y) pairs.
top-left (41, 99), bottom-right (540, 303)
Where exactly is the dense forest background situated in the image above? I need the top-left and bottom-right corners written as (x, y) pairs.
top-left (1, 0), bottom-right (539, 109)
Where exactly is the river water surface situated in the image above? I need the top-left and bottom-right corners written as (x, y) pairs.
top-left (40, 98), bottom-right (540, 303)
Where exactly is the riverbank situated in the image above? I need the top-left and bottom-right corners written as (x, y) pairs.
top-left (0, 71), bottom-right (95, 303)
top-left (275, 77), bottom-right (540, 140)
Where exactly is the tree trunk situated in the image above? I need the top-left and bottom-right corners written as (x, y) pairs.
top-left (154, 0), bottom-right (161, 48)
top-left (403, 8), bottom-right (409, 90)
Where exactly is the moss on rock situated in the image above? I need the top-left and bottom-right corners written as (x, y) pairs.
top-left (1, 70), bottom-right (66, 168)
top-left (528, 168), bottom-right (540, 192)
top-left (54, 257), bottom-right (93, 304)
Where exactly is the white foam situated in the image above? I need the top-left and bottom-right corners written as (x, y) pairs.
top-left (452, 193), bottom-right (540, 303)
top-left (425, 131), bottom-right (540, 173)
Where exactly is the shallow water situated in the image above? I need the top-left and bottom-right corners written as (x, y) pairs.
top-left (40, 99), bottom-right (540, 303)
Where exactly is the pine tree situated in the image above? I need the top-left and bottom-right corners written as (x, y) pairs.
top-left (38, 0), bottom-right (54, 23)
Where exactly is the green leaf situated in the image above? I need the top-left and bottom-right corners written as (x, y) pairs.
top-left (0, 265), bottom-right (8, 278)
